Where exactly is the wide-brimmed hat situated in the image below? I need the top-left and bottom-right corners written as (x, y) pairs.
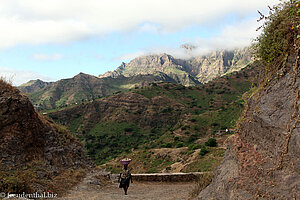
top-left (120, 158), bottom-right (132, 165)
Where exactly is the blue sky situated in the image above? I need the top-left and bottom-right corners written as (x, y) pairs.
top-left (0, 0), bottom-right (279, 85)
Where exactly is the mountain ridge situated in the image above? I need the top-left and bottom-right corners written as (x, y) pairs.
top-left (19, 48), bottom-right (252, 110)
top-left (99, 48), bottom-right (252, 84)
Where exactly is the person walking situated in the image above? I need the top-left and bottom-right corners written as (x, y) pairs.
top-left (118, 159), bottom-right (133, 195)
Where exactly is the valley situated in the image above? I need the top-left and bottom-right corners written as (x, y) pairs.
top-left (42, 62), bottom-right (260, 173)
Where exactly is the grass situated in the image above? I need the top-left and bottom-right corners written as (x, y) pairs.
top-left (85, 122), bottom-right (159, 164)
top-left (0, 77), bottom-right (18, 94)
top-left (188, 173), bottom-right (213, 199)
top-left (183, 148), bottom-right (226, 172)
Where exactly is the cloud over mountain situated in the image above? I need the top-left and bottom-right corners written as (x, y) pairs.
top-left (0, 0), bottom-right (278, 49)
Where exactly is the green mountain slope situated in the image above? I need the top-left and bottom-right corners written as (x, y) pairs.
top-left (20, 72), bottom-right (178, 110)
top-left (47, 63), bottom-right (260, 171)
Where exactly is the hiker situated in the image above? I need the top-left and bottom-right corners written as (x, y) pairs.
top-left (118, 159), bottom-right (133, 195)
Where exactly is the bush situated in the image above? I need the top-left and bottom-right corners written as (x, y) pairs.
top-left (176, 142), bottom-right (184, 148)
top-left (124, 127), bottom-right (133, 132)
top-left (161, 106), bottom-right (173, 113)
top-left (188, 144), bottom-right (201, 151)
top-left (164, 142), bottom-right (173, 148)
top-left (181, 125), bottom-right (190, 130)
top-left (199, 146), bottom-right (209, 156)
top-left (188, 134), bottom-right (198, 143)
top-left (252, 1), bottom-right (299, 76)
top-left (205, 138), bottom-right (217, 147)
top-left (190, 118), bottom-right (197, 122)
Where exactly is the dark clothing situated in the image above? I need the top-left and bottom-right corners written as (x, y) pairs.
top-left (119, 178), bottom-right (130, 188)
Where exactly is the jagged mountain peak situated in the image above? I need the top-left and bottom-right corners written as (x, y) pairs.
top-left (99, 47), bottom-right (252, 85)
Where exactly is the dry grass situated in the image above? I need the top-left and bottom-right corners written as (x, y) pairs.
top-left (0, 76), bottom-right (18, 94)
top-left (46, 168), bottom-right (87, 196)
top-left (188, 173), bottom-right (213, 199)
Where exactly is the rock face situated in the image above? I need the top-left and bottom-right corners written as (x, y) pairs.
top-left (0, 81), bottom-right (91, 192)
top-left (99, 53), bottom-right (200, 86)
top-left (99, 48), bottom-right (252, 84)
top-left (185, 48), bottom-right (252, 83)
top-left (198, 53), bottom-right (300, 199)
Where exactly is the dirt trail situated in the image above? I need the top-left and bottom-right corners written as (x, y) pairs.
top-left (58, 170), bottom-right (197, 200)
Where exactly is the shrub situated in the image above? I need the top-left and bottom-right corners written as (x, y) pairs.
top-left (190, 118), bottom-right (197, 122)
top-left (205, 138), bottom-right (217, 147)
top-left (184, 131), bottom-right (190, 135)
top-left (181, 125), bottom-right (190, 130)
top-left (161, 106), bottom-right (173, 113)
top-left (124, 127), bottom-right (133, 132)
top-left (199, 146), bottom-right (209, 156)
top-left (188, 144), bottom-right (201, 151)
top-left (188, 134), bottom-right (198, 143)
top-left (252, 1), bottom-right (299, 77)
top-left (176, 142), bottom-right (184, 148)
top-left (164, 142), bottom-right (173, 148)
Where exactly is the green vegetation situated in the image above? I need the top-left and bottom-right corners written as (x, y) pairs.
top-left (189, 173), bottom-right (213, 199)
top-left (184, 148), bottom-right (225, 172)
top-left (205, 138), bottom-right (217, 147)
top-left (252, 0), bottom-right (299, 77)
top-left (199, 146), bottom-right (209, 156)
top-left (103, 146), bottom-right (225, 174)
top-left (85, 122), bottom-right (161, 164)
top-left (0, 168), bottom-right (37, 193)
top-left (48, 64), bottom-right (258, 172)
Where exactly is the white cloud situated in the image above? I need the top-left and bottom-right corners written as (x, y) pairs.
top-left (116, 17), bottom-right (262, 60)
top-left (0, 0), bottom-right (279, 49)
top-left (0, 67), bottom-right (55, 86)
top-left (114, 51), bottom-right (146, 61)
top-left (32, 53), bottom-right (63, 61)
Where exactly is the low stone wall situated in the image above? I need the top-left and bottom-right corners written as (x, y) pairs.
top-left (131, 172), bottom-right (209, 182)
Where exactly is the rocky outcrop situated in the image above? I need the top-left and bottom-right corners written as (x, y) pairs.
top-left (0, 81), bottom-right (91, 192)
top-left (99, 48), bottom-right (252, 85)
top-left (184, 48), bottom-right (252, 83)
top-left (99, 53), bottom-right (200, 86)
top-left (198, 52), bottom-right (300, 199)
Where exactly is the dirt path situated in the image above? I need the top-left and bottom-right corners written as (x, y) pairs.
top-left (58, 170), bottom-right (197, 200)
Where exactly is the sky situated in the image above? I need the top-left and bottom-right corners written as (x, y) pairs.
top-left (0, 0), bottom-right (279, 86)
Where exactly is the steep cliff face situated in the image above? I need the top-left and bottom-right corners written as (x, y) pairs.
top-left (186, 48), bottom-right (252, 83)
top-left (99, 48), bottom-right (252, 85)
top-left (198, 52), bottom-right (299, 199)
top-left (99, 53), bottom-right (200, 86)
top-left (0, 80), bottom-right (91, 193)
